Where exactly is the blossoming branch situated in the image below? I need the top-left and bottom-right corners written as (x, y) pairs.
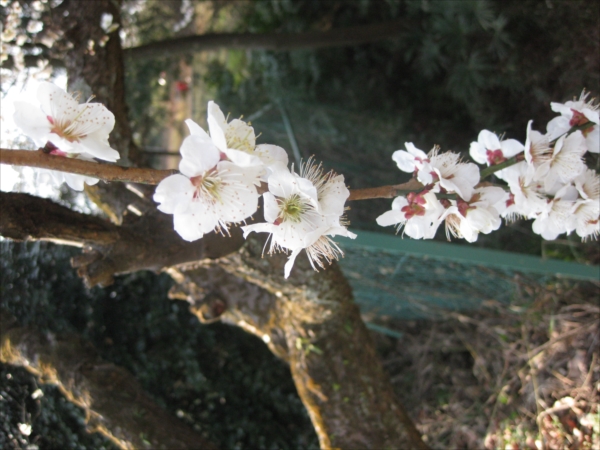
top-left (3, 82), bottom-right (599, 277)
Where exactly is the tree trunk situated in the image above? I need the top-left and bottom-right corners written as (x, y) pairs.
top-left (169, 241), bottom-right (428, 449)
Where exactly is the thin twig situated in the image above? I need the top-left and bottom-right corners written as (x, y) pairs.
top-left (0, 149), bottom-right (176, 185)
top-left (347, 179), bottom-right (424, 200)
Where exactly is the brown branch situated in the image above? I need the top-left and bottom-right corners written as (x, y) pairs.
top-left (2, 148), bottom-right (425, 201)
top-left (0, 149), bottom-right (174, 185)
top-left (0, 192), bottom-right (120, 246)
top-left (0, 191), bottom-right (245, 287)
top-left (0, 310), bottom-right (218, 450)
top-left (125, 19), bottom-right (407, 60)
top-left (348, 179), bottom-right (424, 200)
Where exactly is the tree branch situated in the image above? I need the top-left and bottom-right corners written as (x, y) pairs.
top-left (2, 148), bottom-right (424, 200)
top-left (0, 192), bottom-right (245, 287)
top-left (0, 192), bottom-right (120, 246)
top-left (125, 19), bottom-right (407, 60)
top-left (0, 149), bottom-right (174, 185)
top-left (347, 178), bottom-right (424, 200)
top-left (0, 310), bottom-right (218, 450)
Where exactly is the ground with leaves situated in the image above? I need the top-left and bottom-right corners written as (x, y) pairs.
top-left (382, 280), bottom-right (599, 449)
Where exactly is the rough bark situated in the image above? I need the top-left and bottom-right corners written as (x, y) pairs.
top-left (0, 311), bottom-right (218, 450)
top-left (1, 188), bottom-right (428, 448)
top-left (125, 19), bottom-right (407, 60)
top-left (168, 237), bottom-right (429, 449)
top-left (0, 191), bottom-right (244, 287)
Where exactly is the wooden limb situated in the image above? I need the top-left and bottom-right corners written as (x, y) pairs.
top-left (125, 19), bottom-right (407, 60)
top-left (0, 192), bottom-right (245, 287)
top-left (0, 192), bottom-right (120, 246)
top-left (2, 147), bottom-right (424, 201)
top-left (348, 178), bottom-right (424, 200)
top-left (169, 236), bottom-right (429, 450)
top-left (0, 149), bottom-right (174, 185)
top-left (0, 310), bottom-right (218, 450)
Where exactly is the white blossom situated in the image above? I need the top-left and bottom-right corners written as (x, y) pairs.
top-left (376, 191), bottom-right (445, 239)
top-left (572, 169), bottom-right (600, 240)
top-left (531, 185), bottom-right (578, 240)
top-left (533, 131), bottom-right (587, 191)
top-left (524, 121), bottom-right (553, 182)
top-left (469, 130), bottom-right (524, 180)
top-left (13, 82), bottom-right (120, 162)
top-left (547, 91), bottom-right (599, 153)
top-left (425, 148), bottom-right (480, 201)
top-left (502, 162), bottom-right (549, 219)
top-left (392, 142), bottom-right (432, 175)
top-left (153, 119), bottom-right (259, 241)
top-left (393, 144), bottom-right (480, 200)
top-left (242, 161), bottom-right (355, 278)
top-left (207, 101), bottom-right (288, 170)
top-left (443, 186), bottom-right (507, 242)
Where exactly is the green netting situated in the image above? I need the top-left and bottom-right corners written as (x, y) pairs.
top-left (337, 230), bottom-right (599, 321)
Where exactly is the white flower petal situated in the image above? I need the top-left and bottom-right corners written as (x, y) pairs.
top-left (479, 130), bottom-right (501, 152)
top-left (392, 150), bottom-right (417, 173)
top-left (185, 118), bottom-right (211, 141)
top-left (153, 174), bottom-right (193, 214)
top-left (207, 101), bottom-right (228, 152)
top-left (263, 192), bottom-right (279, 223)
top-left (268, 166), bottom-right (300, 198)
top-left (255, 144), bottom-right (289, 167)
top-left (318, 174), bottom-right (349, 217)
top-left (284, 248), bottom-right (303, 278)
top-left (469, 141), bottom-right (487, 165)
top-left (223, 148), bottom-right (262, 167)
top-left (242, 222), bottom-right (277, 239)
top-left (13, 101), bottom-right (51, 146)
top-left (174, 211), bottom-right (212, 242)
top-left (376, 209), bottom-right (406, 227)
top-left (179, 134), bottom-right (220, 176)
top-left (500, 139), bottom-right (525, 158)
top-left (37, 81), bottom-right (79, 119)
top-left (78, 135), bottom-right (120, 161)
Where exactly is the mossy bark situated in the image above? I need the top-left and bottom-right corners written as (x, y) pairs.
top-left (0, 311), bottom-right (217, 450)
top-left (168, 237), bottom-right (428, 449)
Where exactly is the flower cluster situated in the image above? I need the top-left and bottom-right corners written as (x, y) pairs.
top-left (153, 104), bottom-right (355, 277)
top-left (13, 82), bottom-right (119, 190)
top-left (11, 81), bottom-right (598, 277)
top-left (377, 91), bottom-right (599, 242)
top-left (242, 158), bottom-right (356, 278)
